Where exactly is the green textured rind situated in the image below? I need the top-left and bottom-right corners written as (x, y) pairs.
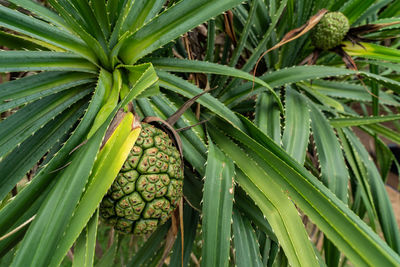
top-left (100, 123), bottom-right (183, 235)
top-left (311, 12), bottom-right (350, 50)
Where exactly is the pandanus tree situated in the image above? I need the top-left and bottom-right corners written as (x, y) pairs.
top-left (1, 0), bottom-right (400, 266)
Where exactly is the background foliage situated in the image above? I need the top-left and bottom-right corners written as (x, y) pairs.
top-left (0, 0), bottom-right (400, 266)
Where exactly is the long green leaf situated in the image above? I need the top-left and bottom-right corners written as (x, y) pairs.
top-left (110, 0), bottom-right (164, 47)
top-left (201, 140), bottom-right (235, 267)
top-left (379, 0), bottom-right (400, 18)
top-left (0, 224), bottom-right (29, 259)
top-left (220, 0), bottom-right (288, 96)
top-left (309, 102), bottom-right (349, 201)
top-left (108, 0), bottom-right (136, 47)
top-left (363, 124), bottom-right (400, 145)
top-left (0, 51), bottom-right (97, 73)
top-left (299, 82), bottom-right (346, 112)
top-left (90, 0), bottom-right (111, 38)
top-left (235, 188), bottom-right (277, 242)
top-left (362, 60), bottom-right (400, 73)
top-left (336, 128), bottom-right (378, 229)
top-left (353, 0), bottom-right (392, 25)
top-left (230, 0), bottom-right (258, 68)
top-left (106, 0), bottom-right (120, 27)
top-left (254, 91), bottom-right (281, 144)
top-left (0, 160), bottom-right (61, 257)
top-left (375, 137), bottom-right (395, 181)
top-left (306, 80), bottom-right (398, 105)
top-left (330, 114), bottom-right (400, 127)
top-left (213, 0), bottom-right (259, 93)
top-left (67, 0), bottom-right (108, 45)
top-left (0, 71), bottom-right (95, 112)
top-left (0, 30), bottom-right (51, 50)
top-left (309, 102), bottom-right (349, 266)
top-left (282, 87), bottom-right (310, 164)
top-left (233, 207), bottom-right (263, 267)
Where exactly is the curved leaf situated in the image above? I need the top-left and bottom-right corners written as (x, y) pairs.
top-left (201, 140), bottom-right (235, 267)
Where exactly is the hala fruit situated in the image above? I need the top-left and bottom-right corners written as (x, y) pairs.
top-left (311, 12), bottom-right (350, 50)
top-left (100, 122), bottom-right (183, 235)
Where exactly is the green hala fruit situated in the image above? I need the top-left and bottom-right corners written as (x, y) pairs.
top-left (311, 12), bottom-right (350, 50)
top-left (100, 123), bottom-right (183, 235)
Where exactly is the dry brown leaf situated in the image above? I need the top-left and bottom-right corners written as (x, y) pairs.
top-left (224, 10), bottom-right (237, 45)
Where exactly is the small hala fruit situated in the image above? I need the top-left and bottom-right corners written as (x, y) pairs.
top-left (100, 122), bottom-right (183, 235)
top-left (311, 12), bottom-right (350, 50)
